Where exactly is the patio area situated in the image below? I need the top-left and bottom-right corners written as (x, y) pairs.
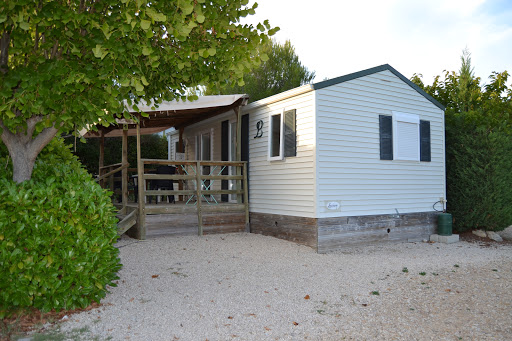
top-left (84, 95), bottom-right (250, 239)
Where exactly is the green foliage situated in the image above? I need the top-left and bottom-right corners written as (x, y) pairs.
top-left (0, 138), bottom-right (121, 315)
top-left (206, 39), bottom-right (315, 102)
top-left (65, 134), bottom-right (168, 175)
top-left (445, 120), bottom-right (512, 231)
top-left (412, 51), bottom-right (512, 231)
top-left (0, 0), bottom-right (277, 181)
top-left (1, 0), bottom-right (277, 131)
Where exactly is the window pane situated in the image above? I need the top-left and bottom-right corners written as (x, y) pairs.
top-left (271, 114), bottom-right (281, 157)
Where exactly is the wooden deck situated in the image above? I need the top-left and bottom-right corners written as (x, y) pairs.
top-left (118, 202), bottom-right (247, 238)
top-left (106, 159), bottom-right (249, 239)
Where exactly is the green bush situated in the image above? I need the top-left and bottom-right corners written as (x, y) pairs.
top-left (0, 138), bottom-right (121, 316)
top-left (446, 120), bottom-right (512, 232)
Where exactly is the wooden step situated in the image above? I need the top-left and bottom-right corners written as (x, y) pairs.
top-left (117, 209), bottom-right (137, 236)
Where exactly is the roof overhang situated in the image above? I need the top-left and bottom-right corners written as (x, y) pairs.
top-left (84, 94), bottom-right (248, 138)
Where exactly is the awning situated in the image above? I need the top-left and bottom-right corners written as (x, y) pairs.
top-left (84, 94), bottom-right (248, 138)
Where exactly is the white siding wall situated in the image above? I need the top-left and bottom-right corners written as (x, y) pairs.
top-left (315, 70), bottom-right (445, 218)
top-left (246, 92), bottom-right (317, 217)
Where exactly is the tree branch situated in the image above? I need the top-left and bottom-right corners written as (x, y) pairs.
top-left (30, 125), bottom-right (59, 158)
top-left (35, 27), bottom-right (40, 51)
top-left (0, 30), bottom-right (11, 74)
top-left (0, 119), bottom-right (14, 142)
top-left (50, 40), bottom-right (59, 59)
top-left (25, 116), bottom-right (43, 140)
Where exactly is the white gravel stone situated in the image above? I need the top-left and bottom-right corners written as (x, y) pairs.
top-left (498, 226), bottom-right (512, 241)
top-left (472, 229), bottom-right (487, 238)
top-left (57, 233), bottom-right (512, 341)
top-left (487, 231), bottom-right (503, 242)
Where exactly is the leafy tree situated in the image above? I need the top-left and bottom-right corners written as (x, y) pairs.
top-left (412, 51), bottom-right (512, 134)
top-left (412, 51), bottom-right (512, 231)
top-left (207, 39), bottom-right (315, 102)
top-left (0, 1), bottom-right (277, 183)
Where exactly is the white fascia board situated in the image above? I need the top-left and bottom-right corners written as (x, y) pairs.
top-left (243, 84), bottom-right (314, 111)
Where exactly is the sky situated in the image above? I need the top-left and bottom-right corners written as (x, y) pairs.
top-left (244, 0), bottom-right (512, 85)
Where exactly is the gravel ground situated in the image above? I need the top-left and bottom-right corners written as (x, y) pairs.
top-left (55, 233), bottom-right (511, 341)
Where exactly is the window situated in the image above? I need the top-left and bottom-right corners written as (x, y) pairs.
top-left (379, 112), bottom-right (431, 162)
top-left (268, 109), bottom-right (297, 160)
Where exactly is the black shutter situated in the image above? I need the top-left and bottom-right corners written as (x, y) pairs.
top-left (283, 109), bottom-right (297, 157)
top-left (221, 120), bottom-right (229, 202)
top-left (379, 115), bottom-right (393, 160)
top-left (420, 120), bottom-right (431, 162)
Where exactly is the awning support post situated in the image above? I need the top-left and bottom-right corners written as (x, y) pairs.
top-left (178, 127), bottom-right (184, 202)
top-left (122, 127), bottom-right (128, 210)
top-left (235, 106), bottom-right (242, 205)
top-left (135, 123), bottom-right (146, 239)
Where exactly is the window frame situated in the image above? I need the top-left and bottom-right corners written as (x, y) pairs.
top-left (268, 110), bottom-right (284, 161)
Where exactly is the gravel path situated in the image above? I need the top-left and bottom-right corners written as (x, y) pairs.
top-left (56, 233), bottom-right (512, 340)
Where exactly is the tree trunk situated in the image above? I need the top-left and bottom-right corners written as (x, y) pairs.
top-left (9, 142), bottom-right (38, 183)
top-left (1, 118), bottom-right (58, 183)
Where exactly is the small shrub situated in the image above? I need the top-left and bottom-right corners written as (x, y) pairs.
top-left (0, 138), bottom-right (121, 316)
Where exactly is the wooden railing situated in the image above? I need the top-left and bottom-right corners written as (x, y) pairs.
top-left (97, 163), bottom-right (129, 185)
top-left (137, 159), bottom-right (249, 236)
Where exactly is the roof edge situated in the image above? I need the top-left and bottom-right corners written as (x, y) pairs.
top-left (312, 64), bottom-right (445, 111)
top-left (244, 84), bottom-right (314, 111)
top-left (124, 94), bottom-right (249, 113)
